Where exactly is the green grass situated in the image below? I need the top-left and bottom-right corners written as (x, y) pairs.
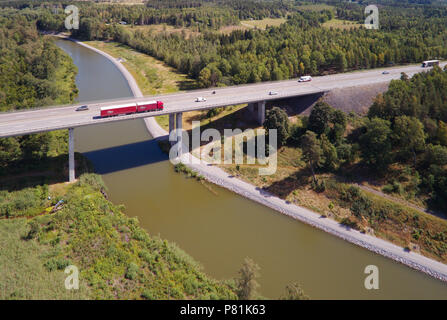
top-left (0, 174), bottom-right (238, 300)
top-left (0, 218), bottom-right (90, 299)
top-left (240, 18), bottom-right (287, 30)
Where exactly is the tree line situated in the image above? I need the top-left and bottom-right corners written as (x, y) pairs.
top-left (61, 2), bottom-right (447, 87)
top-left (0, 9), bottom-right (78, 175)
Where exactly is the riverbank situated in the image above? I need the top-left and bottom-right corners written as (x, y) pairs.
top-left (52, 35), bottom-right (143, 98)
top-left (71, 37), bottom-right (447, 284)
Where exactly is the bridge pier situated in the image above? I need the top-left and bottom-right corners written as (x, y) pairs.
top-left (175, 112), bottom-right (183, 156)
top-left (169, 114), bottom-right (175, 146)
top-left (246, 101), bottom-right (266, 125)
top-left (248, 103), bottom-right (255, 113)
top-left (68, 128), bottom-right (75, 182)
top-left (257, 101), bottom-right (266, 125)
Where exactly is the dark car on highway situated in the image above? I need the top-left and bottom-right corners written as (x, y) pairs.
top-left (76, 105), bottom-right (89, 111)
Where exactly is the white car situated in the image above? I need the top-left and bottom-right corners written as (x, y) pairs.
top-left (195, 97), bottom-right (207, 102)
top-left (298, 76), bottom-right (312, 82)
top-left (269, 91), bottom-right (278, 96)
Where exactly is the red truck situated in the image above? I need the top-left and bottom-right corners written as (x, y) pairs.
top-left (137, 100), bottom-right (164, 112)
top-left (100, 101), bottom-right (164, 118)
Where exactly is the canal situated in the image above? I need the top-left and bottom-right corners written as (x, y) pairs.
top-left (55, 38), bottom-right (447, 299)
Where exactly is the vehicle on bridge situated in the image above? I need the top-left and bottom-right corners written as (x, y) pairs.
top-left (76, 105), bottom-right (89, 111)
top-left (421, 60), bottom-right (440, 67)
top-left (298, 76), bottom-right (312, 82)
top-left (100, 101), bottom-right (163, 118)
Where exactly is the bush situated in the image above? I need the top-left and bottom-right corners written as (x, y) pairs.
top-left (141, 290), bottom-right (155, 300)
top-left (340, 217), bottom-right (359, 230)
top-left (350, 195), bottom-right (373, 218)
top-left (206, 108), bottom-right (221, 118)
top-left (311, 179), bottom-right (326, 192)
top-left (25, 220), bottom-right (40, 240)
top-left (125, 262), bottom-right (139, 280)
top-left (78, 174), bottom-right (107, 191)
top-left (340, 185), bottom-right (361, 203)
top-left (382, 181), bottom-right (403, 195)
top-left (44, 257), bottom-right (71, 271)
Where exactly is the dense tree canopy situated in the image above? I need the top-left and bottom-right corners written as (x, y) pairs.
top-left (0, 9), bottom-right (78, 174)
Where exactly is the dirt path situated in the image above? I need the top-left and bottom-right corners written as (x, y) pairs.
top-left (356, 183), bottom-right (446, 219)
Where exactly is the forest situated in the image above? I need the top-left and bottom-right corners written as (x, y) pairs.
top-left (0, 9), bottom-right (78, 175)
top-left (10, 1), bottom-right (441, 87)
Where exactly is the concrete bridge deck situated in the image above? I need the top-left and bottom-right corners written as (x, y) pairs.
top-left (1, 62), bottom-right (444, 138)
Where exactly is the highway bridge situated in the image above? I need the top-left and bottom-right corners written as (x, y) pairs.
top-left (1, 62), bottom-right (445, 181)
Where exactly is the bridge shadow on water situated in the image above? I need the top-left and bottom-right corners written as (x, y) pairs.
top-left (83, 139), bottom-right (168, 175)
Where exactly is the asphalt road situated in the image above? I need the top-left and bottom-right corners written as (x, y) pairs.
top-left (0, 62), bottom-right (445, 138)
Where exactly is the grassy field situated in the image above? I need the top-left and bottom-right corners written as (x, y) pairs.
top-left (124, 24), bottom-right (200, 39)
top-left (86, 41), bottom-right (198, 95)
top-left (240, 18), bottom-right (287, 30)
top-left (218, 25), bottom-right (249, 34)
top-left (0, 174), bottom-right (238, 299)
top-left (322, 19), bottom-right (362, 30)
top-left (0, 217), bottom-right (90, 299)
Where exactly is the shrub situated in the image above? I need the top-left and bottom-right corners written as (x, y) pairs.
top-left (206, 108), bottom-right (221, 118)
top-left (25, 220), bottom-right (40, 240)
top-left (78, 174), bottom-right (107, 191)
top-left (340, 217), bottom-right (359, 230)
top-left (350, 195), bottom-right (373, 218)
top-left (141, 290), bottom-right (155, 300)
top-left (125, 262), bottom-right (139, 280)
top-left (44, 257), bottom-right (71, 271)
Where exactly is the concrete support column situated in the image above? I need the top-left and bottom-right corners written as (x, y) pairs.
top-left (175, 112), bottom-right (183, 156)
top-left (68, 128), bottom-right (75, 182)
top-left (257, 101), bottom-right (266, 125)
top-left (169, 113), bottom-right (176, 145)
top-left (248, 103), bottom-right (254, 113)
